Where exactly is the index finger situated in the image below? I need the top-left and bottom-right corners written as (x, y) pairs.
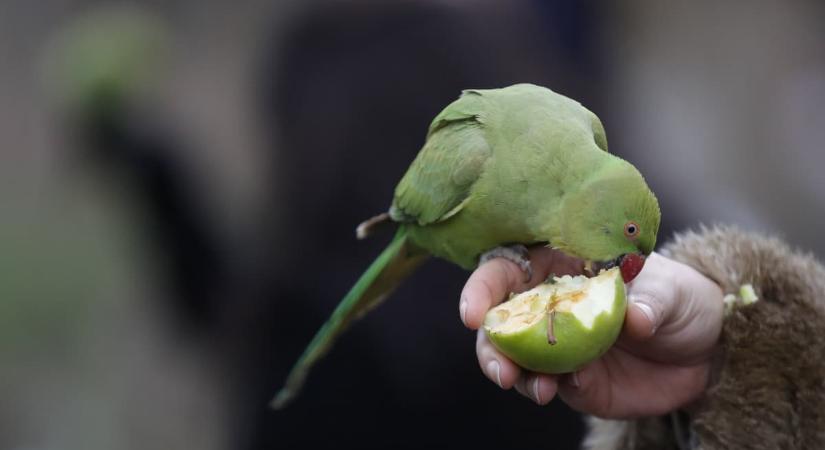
top-left (459, 246), bottom-right (584, 329)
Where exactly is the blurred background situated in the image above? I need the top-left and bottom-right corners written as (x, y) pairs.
top-left (1, 0), bottom-right (824, 449)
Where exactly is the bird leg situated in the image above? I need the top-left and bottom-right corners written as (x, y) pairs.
top-left (479, 244), bottom-right (533, 282)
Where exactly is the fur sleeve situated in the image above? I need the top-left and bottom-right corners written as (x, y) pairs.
top-left (583, 226), bottom-right (825, 450)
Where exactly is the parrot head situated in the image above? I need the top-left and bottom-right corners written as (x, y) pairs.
top-left (555, 159), bottom-right (661, 283)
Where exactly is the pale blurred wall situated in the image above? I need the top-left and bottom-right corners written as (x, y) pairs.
top-left (0, 1), bottom-right (297, 449)
top-left (604, 0), bottom-right (825, 256)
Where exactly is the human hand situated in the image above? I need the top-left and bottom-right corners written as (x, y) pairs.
top-left (459, 248), bottom-right (724, 418)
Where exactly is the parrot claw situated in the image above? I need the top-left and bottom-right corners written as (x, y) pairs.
top-left (479, 244), bottom-right (533, 283)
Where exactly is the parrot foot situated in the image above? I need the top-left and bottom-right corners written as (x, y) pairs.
top-left (479, 244), bottom-right (533, 282)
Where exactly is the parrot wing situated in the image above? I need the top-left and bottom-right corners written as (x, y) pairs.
top-left (588, 110), bottom-right (609, 153)
top-left (391, 90), bottom-right (491, 225)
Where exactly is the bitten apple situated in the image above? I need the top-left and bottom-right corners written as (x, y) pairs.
top-left (483, 267), bottom-right (626, 374)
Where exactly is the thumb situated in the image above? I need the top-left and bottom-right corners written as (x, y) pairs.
top-left (621, 253), bottom-right (678, 340)
top-left (624, 290), bottom-right (667, 340)
top-left (619, 252), bottom-right (724, 364)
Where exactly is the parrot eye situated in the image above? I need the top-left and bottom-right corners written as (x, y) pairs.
top-left (624, 222), bottom-right (640, 239)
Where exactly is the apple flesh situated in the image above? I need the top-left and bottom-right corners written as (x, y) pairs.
top-left (482, 267), bottom-right (626, 374)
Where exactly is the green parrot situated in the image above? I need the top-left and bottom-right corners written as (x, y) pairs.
top-left (272, 83), bottom-right (660, 408)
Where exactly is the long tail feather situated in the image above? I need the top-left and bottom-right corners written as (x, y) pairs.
top-left (271, 227), bottom-right (427, 409)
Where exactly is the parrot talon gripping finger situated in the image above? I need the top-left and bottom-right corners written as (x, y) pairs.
top-left (479, 244), bottom-right (533, 283)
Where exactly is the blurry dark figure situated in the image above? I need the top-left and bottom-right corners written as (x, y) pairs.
top-left (228, 1), bottom-right (612, 449)
top-left (79, 105), bottom-right (229, 331)
top-left (48, 9), bottom-right (229, 332)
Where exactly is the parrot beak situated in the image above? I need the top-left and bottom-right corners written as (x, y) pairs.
top-left (585, 253), bottom-right (646, 283)
top-left (618, 253), bottom-right (646, 283)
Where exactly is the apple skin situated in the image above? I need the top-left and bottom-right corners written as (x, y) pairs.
top-left (483, 272), bottom-right (626, 374)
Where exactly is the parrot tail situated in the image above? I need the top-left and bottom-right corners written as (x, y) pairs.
top-left (271, 226), bottom-right (428, 409)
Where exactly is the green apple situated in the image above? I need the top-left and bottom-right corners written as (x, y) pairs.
top-left (483, 267), bottom-right (626, 374)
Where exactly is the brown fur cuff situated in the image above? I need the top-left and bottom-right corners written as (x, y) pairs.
top-left (662, 226), bottom-right (825, 449)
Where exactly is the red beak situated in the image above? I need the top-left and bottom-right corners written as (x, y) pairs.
top-left (619, 253), bottom-right (646, 283)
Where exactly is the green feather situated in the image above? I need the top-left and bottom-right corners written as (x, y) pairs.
top-left (271, 227), bottom-right (427, 409)
top-left (391, 91), bottom-right (491, 226)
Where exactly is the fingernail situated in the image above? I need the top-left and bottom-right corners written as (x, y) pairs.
top-left (631, 296), bottom-right (656, 333)
top-left (532, 377), bottom-right (542, 404)
top-left (568, 372), bottom-right (580, 388)
top-left (486, 360), bottom-right (502, 388)
top-left (460, 297), bottom-right (468, 326)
